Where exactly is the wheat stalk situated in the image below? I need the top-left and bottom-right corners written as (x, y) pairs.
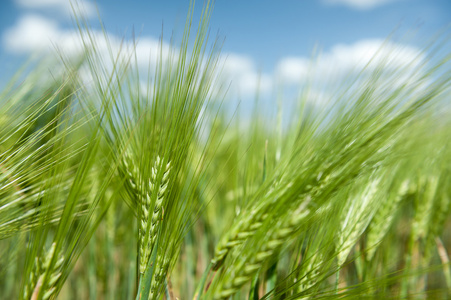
top-left (424, 173), bottom-right (450, 264)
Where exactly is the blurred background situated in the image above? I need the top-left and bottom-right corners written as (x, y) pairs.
top-left (0, 0), bottom-right (450, 104)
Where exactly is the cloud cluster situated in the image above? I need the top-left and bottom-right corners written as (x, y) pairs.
top-left (3, 15), bottom-right (60, 54)
top-left (322, 0), bottom-right (401, 10)
top-left (1, 11), bottom-right (271, 99)
top-left (2, 1), bottom-right (424, 102)
top-left (2, 13), bottom-right (168, 65)
top-left (15, 0), bottom-right (96, 18)
top-left (276, 39), bottom-right (424, 86)
top-left (219, 53), bottom-right (272, 97)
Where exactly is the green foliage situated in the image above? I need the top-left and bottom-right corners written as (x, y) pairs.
top-left (1, 1), bottom-right (451, 299)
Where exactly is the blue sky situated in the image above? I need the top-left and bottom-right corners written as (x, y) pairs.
top-left (0, 0), bottom-right (450, 100)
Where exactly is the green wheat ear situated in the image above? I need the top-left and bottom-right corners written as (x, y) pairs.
top-left (366, 178), bottom-right (411, 261)
top-left (23, 243), bottom-right (64, 300)
top-left (148, 249), bottom-right (173, 299)
top-left (336, 177), bottom-right (380, 267)
top-left (213, 202), bottom-right (311, 299)
top-left (211, 207), bottom-right (267, 270)
top-left (211, 178), bottom-right (289, 270)
top-left (122, 150), bottom-right (141, 199)
top-left (139, 155), bottom-right (171, 274)
top-left (295, 251), bottom-right (325, 295)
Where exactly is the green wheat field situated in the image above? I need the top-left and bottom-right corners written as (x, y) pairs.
top-left (1, 1), bottom-right (451, 299)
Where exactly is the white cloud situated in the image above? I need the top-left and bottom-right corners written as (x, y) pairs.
top-left (2, 14), bottom-right (61, 54)
top-left (326, 39), bottom-right (422, 70)
top-left (135, 37), bottom-right (172, 68)
top-left (2, 14), bottom-right (269, 100)
top-left (2, 14), bottom-right (156, 60)
top-left (2, 14), bottom-right (102, 56)
top-left (322, 0), bottom-right (401, 10)
top-left (3, 13), bottom-right (426, 106)
top-left (15, 0), bottom-right (96, 18)
top-left (219, 53), bottom-right (272, 97)
top-left (275, 57), bottom-right (309, 85)
top-left (276, 39), bottom-right (424, 86)
top-left (275, 39), bottom-right (428, 109)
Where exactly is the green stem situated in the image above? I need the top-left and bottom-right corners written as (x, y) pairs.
top-left (135, 238), bottom-right (159, 300)
top-left (194, 262), bottom-right (212, 300)
top-left (436, 237), bottom-right (451, 290)
top-left (335, 268), bottom-right (340, 294)
top-left (248, 274), bottom-right (259, 300)
top-left (164, 279), bottom-right (171, 300)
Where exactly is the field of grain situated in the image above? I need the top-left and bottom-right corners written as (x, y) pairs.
top-left (1, 1), bottom-right (451, 299)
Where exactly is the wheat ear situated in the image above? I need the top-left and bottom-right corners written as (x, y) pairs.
top-left (213, 202), bottom-right (310, 299)
top-left (211, 208), bottom-right (267, 270)
top-left (148, 253), bottom-right (172, 299)
top-left (139, 156), bottom-right (171, 274)
top-left (122, 150), bottom-right (140, 197)
top-left (411, 176), bottom-right (437, 242)
top-left (366, 179), bottom-right (411, 260)
top-left (336, 178), bottom-right (379, 266)
top-left (211, 180), bottom-right (288, 270)
top-left (24, 242), bottom-right (64, 300)
top-left (295, 252), bottom-right (324, 295)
